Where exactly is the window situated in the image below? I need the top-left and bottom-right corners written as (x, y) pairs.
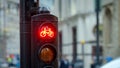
top-left (59, 0), bottom-right (62, 18)
top-left (59, 31), bottom-right (62, 57)
top-left (92, 46), bottom-right (103, 64)
top-left (72, 27), bottom-right (77, 62)
top-left (105, 7), bottom-right (112, 43)
top-left (70, 0), bottom-right (77, 15)
top-left (7, 1), bottom-right (19, 15)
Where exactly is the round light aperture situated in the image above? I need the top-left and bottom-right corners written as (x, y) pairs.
top-left (39, 45), bottom-right (56, 63)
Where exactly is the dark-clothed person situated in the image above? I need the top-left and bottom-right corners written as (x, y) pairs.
top-left (60, 55), bottom-right (69, 68)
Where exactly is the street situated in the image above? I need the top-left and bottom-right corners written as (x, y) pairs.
top-left (0, 0), bottom-right (120, 68)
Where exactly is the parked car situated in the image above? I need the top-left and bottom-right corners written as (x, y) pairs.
top-left (100, 57), bottom-right (120, 68)
top-left (0, 59), bottom-right (8, 68)
top-left (73, 60), bottom-right (83, 68)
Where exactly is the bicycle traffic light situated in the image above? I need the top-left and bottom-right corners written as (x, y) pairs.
top-left (31, 12), bottom-right (58, 68)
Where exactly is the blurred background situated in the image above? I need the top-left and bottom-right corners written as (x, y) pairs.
top-left (0, 0), bottom-right (120, 68)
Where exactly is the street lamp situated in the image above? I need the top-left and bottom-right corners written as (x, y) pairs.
top-left (80, 40), bottom-right (85, 68)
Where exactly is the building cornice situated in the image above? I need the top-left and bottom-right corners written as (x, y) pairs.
top-left (59, 12), bottom-right (95, 25)
top-left (8, 0), bottom-right (19, 3)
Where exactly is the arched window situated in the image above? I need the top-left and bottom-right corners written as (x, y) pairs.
top-left (105, 7), bottom-right (112, 43)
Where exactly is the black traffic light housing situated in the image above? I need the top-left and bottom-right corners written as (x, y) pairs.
top-left (31, 11), bottom-right (58, 68)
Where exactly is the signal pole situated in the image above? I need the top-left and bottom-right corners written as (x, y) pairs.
top-left (20, 0), bottom-right (39, 68)
top-left (95, 0), bottom-right (100, 67)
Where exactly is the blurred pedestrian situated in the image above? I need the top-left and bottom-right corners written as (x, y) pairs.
top-left (16, 55), bottom-right (20, 68)
top-left (91, 63), bottom-right (96, 68)
top-left (106, 56), bottom-right (113, 63)
top-left (7, 57), bottom-right (14, 67)
top-left (12, 56), bottom-right (18, 67)
top-left (60, 55), bottom-right (69, 68)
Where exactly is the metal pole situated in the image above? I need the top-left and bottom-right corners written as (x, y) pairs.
top-left (20, 0), bottom-right (34, 68)
top-left (20, 0), bottom-right (39, 68)
top-left (81, 40), bottom-right (85, 68)
top-left (20, 0), bottom-right (30, 68)
top-left (95, 0), bottom-right (100, 67)
top-left (82, 44), bottom-right (85, 68)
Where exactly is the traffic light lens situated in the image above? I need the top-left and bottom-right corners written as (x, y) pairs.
top-left (40, 48), bottom-right (54, 63)
top-left (40, 26), bottom-right (54, 38)
top-left (39, 45), bottom-right (56, 63)
top-left (39, 23), bottom-right (56, 40)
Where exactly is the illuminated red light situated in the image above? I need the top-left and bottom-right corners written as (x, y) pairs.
top-left (39, 23), bottom-right (56, 40)
top-left (40, 26), bottom-right (54, 38)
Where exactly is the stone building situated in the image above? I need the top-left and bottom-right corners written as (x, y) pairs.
top-left (101, 0), bottom-right (120, 62)
top-left (0, 0), bottom-right (20, 56)
top-left (51, 0), bottom-right (103, 68)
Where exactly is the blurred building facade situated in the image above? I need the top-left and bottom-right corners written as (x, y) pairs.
top-left (0, 0), bottom-right (20, 56)
top-left (101, 0), bottom-right (120, 62)
top-left (52, 0), bottom-right (103, 68)
top-left (0, 0), bottom-right (6, 59)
